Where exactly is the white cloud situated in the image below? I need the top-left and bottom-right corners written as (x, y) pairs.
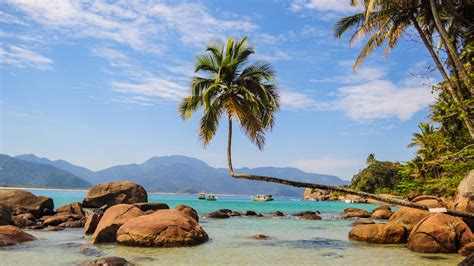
top-left (111, 77), bottom-right (187, 102)
top-left (0, 45), bottom-right (53, 70)
top-left (280, 90), bottom-right (317, 110)
top-left (91, 47), bottom-right (131, 68)
top-left (291, 0), bottom-right (357, 12)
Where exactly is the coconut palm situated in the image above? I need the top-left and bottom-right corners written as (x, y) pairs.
top-left (178, 36), bottom-right (280, 174)
top-left (178, 36), bottom-right (474, 219)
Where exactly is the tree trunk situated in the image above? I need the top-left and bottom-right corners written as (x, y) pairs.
top-left (428, 0), bottom-right (472, 95)
top-left (230, 172), bottom-right (474, 219)
top-left (410, 16), bottom-right (474, 139)
top-left (227, 117), bottom-right (234, 174)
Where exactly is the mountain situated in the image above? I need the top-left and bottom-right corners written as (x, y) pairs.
top-left (0, 154), bottom-right (91, 188)
top-left (14, 154), bottom-right (349, 196)
top-left (15, 154), bottom-right (96, 179)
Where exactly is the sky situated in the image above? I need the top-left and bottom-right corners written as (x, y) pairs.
top-left (0, 0), bottom-right (440, 180)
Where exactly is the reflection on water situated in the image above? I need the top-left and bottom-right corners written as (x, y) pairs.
top-left (0, 190), bottom-right (464, 265)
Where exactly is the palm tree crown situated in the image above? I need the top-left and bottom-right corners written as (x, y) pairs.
top-left (178, 36), bottom-right (280, 150)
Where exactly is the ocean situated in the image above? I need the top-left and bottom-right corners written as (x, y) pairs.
top-left (0, 189), bottom-right (463, 265)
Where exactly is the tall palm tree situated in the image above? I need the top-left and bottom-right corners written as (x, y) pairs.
top-left (178, 36), bottom-right (474, 219)
top-left (334, 0), bottom-right (474, 139)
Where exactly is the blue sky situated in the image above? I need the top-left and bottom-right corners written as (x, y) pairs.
top-left (0, 0), bottom-right (439, 180)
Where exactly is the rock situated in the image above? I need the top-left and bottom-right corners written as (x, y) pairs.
top-left (341, 208), bottom-right (370, 219)
top-left (352, 218), bottom-right (375, 226)
top-left (217, 209), bottom-right (232, 214)
top-left (243, 211), bottom-right (258, 216)
top-left (82, 182), bottom-right (148, 209)
top-left (11, 216), bottom-right (35, 227)
top-left (294, 211), bottom-right (322, 220)
top-left (271, 211), bottom-right (284, 217)
top-left (411, 195), bottom-right (445, 208)
top-left (43, 213), bottom-right (83, 227)
top-left (250, 234), bottom-right (271, 240)
top-left (371, 209), bottom-right (393, 220)
top-left (367, 194), bottom-right (405, 205)
top-left (0, 204), bottom-right (12, 226)
top-left (207, 210), bottom-right (230, 219)
top-left (0, 190), bottom-right (54, 218)
top-left (133, 202), bottom-right (169, 212)
top-left (229, 212), bottom-right (241, 217)
top-left (91, 204), bottom-right (144, 244)
top-left (59, 220), bottom-right (85, 228)
top-left (349, 224), bottom-right (408, 244)
top-left (116, 209), bottom-right (209, 247)
top-left (387, 207), bottom-right (431, 232)
top-left (459, 254), bottom-right (474, 266)
top-left (408, 213), bottom-right (474, 253)
top-left (45, 226), bottom-right (65, 231)
top-left (459, 242), bottom-right (474, 256)
top-left (84, 213), bottom-right (102, 235)
top-left (455, 170), bottom-right (474, 214)
top-left (0, 225), bottom-right (36, 246)
top-left (373, 205), bottom-right (392, 211)
top-left (56, 202), bottom-right (85, 217)
top-left (304, 188), bottom-right (330, 201)
top-left (86, 256), bottom-right (131, 266)
top-left (175, 205), bottom-right (199, 222)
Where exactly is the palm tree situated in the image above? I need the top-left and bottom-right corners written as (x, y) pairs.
top-left (334, 0), bottom-right (474, 139)
top-left (178, 36), bottom-right (474, 219)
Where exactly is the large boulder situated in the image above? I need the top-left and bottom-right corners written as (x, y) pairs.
top-left (175, 205), bottom-right (199, 222)
top-left (0, 190), bottom-right (53, 218)
top-left (304, 188), bottom-right (330, 201)
top-left (116, 209), bottom-right (208, 247)
top-left (82, 182), bottom-right (148, 209)
top-left (56, 202), bottom-right (85, 217)
top-left (91, 204), bottom-right (144, 244)
top-left (0, 204), bottom-right (12, 226)
top-left (84, 213), bottom-right (102, 235)
top-left (407, 213), bottom-right (474, 253)
top-left (455, 170), bottom-right (474, 214)
top-left (411, 195), bottom-right (445, 208)
top-left (371, 206), bottom-right (393, 220)
top-left (349, 224), bottom-right (407, 244)
top-left (341, 208), bottom-right (370, 219)
top-left (387, 207), bottom-right (431, 232)
top-left (0, 225), bottom-right (36, 247)
top-left (459, 242), bottom-right (474, 256)
top-left (43, 213), bottom-right (83, 227)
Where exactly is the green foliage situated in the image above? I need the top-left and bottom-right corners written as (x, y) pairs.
top-left (351, 154), bottom-right (402, 193)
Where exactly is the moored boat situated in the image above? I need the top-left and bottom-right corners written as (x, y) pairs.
top-left (251, 194), bottom-right (274, 202)
top-left (198, 192), bottom-right (206, 200)
top-left (207, 194), bottom-right (217, 201)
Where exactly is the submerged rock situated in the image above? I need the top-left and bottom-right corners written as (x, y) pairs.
top-left (175, 205), bottom-right (199, 222)
top-left (207, 210), bottom-right (230, 219)
top-left (82, 182), bottom-right (148, 209)
top-left (407, 213), bottom-right (474, 253)
top-left (0, 190), bottom-right (54, 218)
top-left (243, 211), bottom-right (258, 216)
top-left (349, 224), bottom-right (407, 244)
top-left (294, 211), bottom-right (322, 220)
top-left (86, 256), bottom-right (131, 266)
top-left (271, 211), bottom-right (284, 217)
top-left (351, 218), bottom-right (375, 226)
top-left (91, 204), bottom-right (144, 244)
top-left (341, 208), bottom-right (370, 219)
top-left (0, 225), bottom-right (36, 246)
top-left (116, 209), bottom-right (209, 247)
top-left (250, 234), bottom-right (271, 240)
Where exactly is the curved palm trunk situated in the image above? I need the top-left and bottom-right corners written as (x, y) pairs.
top-left (428, 0), bottom-right (472, 95)
top-left (225, 125), bottom-right (474, 219)
top-left (410, 16), bottom-right (474, 139)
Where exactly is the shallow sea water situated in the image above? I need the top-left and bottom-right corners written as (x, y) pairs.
top-left (0, 189), bottom-right (464, 265)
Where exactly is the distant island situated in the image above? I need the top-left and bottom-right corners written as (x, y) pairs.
top-left (0, 154), bottom-right (348, 196)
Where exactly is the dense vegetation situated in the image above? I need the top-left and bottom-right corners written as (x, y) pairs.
top-left (339, 0), bottom-right (473, 197)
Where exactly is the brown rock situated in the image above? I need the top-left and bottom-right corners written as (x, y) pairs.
top-left (116, 209), bottom-right (208, 247)
top-left (59, 219), bottom-right (85, 228)
top-left (411, 195), bottom-right (445, 208)
top-left (459, 254), bottom-right (474, 266)
top-left (243, 210), bottom-right (258, 216)
top-left (352, 218), bottom-right (375, 226)
top-left (175, 205), bottom-right (198, 222)
top-left (0, 225), bottom-right (36, 246)
top-left (341, 208), bottom-right (370, 219)
top-left (455, 170), bottom-right (474, 214)
top-left (0, 204), bottom-right (12, 226)
top-left (45, 226), bottom-right (65, 231)
top-left (82, 182), bottom-right (148, 209)
top-left (84, 213), bottom-right (102, 235)
top-left (207, 210), bottom-right (230, 219)
top-left (459, 242), bottom-right (474, 256)
top-left (349, 224), bottom-right (407, 244)
top-left (387, 207), bottom-right (431, 232)
top-left (0, 190), bottom-right (54, 218)
top-left (133, 202), bottom-right (169, 212)
top-left (371, 209), bottom-right (393, 220)
top-left (86, 256), bottom-right (131, 266)
top-left (91, 204), bottom-right (144, 243)
top-left (304, 188), bottom-right (330, 201)
top-left (11, 216), bottom-right (35, 227)
top-left (407, 213), bottom-right (474, 253)
top-left (56, 202), bottom-right (85, 217)
top-left (250, 234), bottom-right (271, 240)
top-left (271, 211), bottom-right (284, 217)
top-left (43, 213), bottom-right (83, 226)
top-left (294, 211), bottom-right (322, 220)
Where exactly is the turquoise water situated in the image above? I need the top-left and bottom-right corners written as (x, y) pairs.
top-left (0, 189), bottom-right (464, 265)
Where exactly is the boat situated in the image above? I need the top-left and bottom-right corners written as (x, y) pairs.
top-left (198, 192), bottom-right (206, 200)
top-left (345, 199), bottom-right (354, 203)
top-left (251, 194), bottom-right (274, 202)
top-left (207, 194), bottom-right (217, 201)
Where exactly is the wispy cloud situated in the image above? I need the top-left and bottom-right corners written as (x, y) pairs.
top-left (291, 0), bottom-right (357, 13)
top-left (293, 156), bottom-right (362, 179)
top-left (280, 90), bottom-right (317, 110)
top-left (111, 76), bottom-right (187, 103)
top-left (0, 45), bottom-right (53, 70)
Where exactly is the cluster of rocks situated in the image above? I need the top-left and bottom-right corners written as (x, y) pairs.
top-left (0, 181), bottom-right (209, 249)
top-left (205, 209), bottom-right (324, 220)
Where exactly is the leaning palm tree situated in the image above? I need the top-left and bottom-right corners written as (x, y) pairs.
top-left (178, 36), bottom-right (474, 219)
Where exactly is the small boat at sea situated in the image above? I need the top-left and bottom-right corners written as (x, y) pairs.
top-left (251, 194), bottom-right (274, 202)
top-left (207, 194), bottom-right (217, 201)
top-left (198, 192), bottom-right (206, 200)
top-left (345, 199), bottom-right (354, 203)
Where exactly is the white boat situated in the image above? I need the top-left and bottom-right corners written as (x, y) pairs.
top-left (207, 194), bottom-right (217, 201)
top-left (251, 194), bottom-right (274, 202)
top-left (344, 199), bottom-right (353, 203)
